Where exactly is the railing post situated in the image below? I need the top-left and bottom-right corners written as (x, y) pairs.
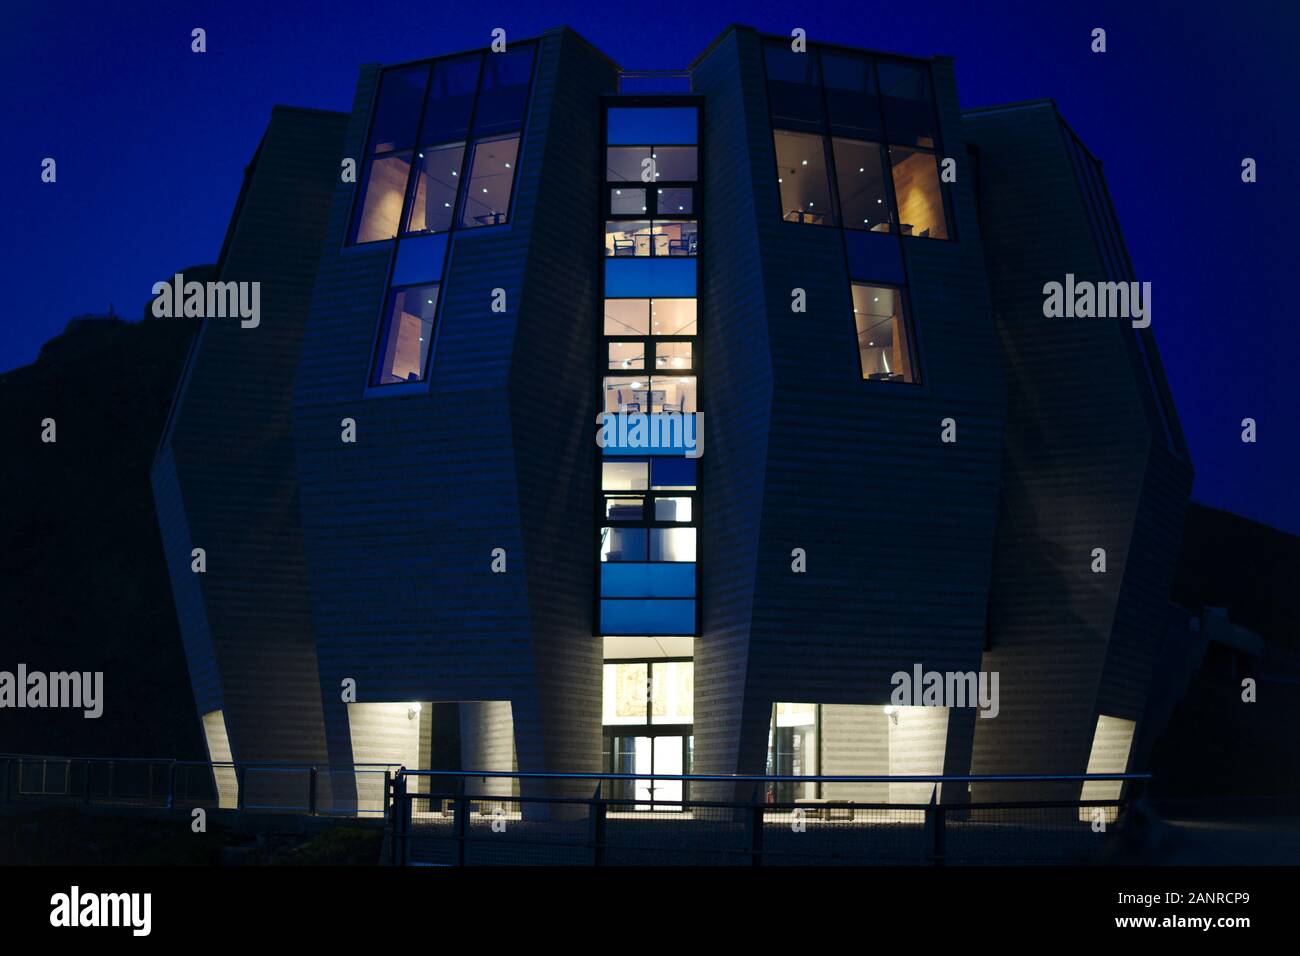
top-left (588, 785), bottom-right (606, 866)
top-left (928, 787), bottom-right (946, 866)
top-left (749, 794), bottom-right (765, 867)
top-left (166, 762), bottom-right (176, 810)
top-left (391, 771), bottom-right (407, 866)
top-left (308, 767), bottom-right (318, 816)
top-left (236, 765), bottom-right (246, 812)
top-left (454, 777), bottom-right (469, 867)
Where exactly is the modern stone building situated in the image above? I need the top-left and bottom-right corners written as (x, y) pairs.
top-left (152, 25), bottom-right (1192, 812)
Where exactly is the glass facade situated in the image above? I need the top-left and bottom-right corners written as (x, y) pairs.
top-left (358, 45), bottom-right (536, 388)
top-left (599, 102), bottom-right (702, 792)
top-left (762, 40), bottom-right (950, 240)
top-left (763, 39), bottom-right (939, 386)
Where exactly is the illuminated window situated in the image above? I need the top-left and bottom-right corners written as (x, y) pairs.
top-left (601, 661), bottom-right (694, 725)
top-left (851, 283), bottom-right (916, 383)
top-left (888, 146), bottom-right (949, 239)
top-left (372, 284), bottom-right (438, 385)
top-left (774, 130), bottom-right (835, 225)
top-left (349, 48), bottom-right (534, 246)
top-left (352, 152), bottom-right (412, 243)
top-left (605, 221), bottom-right (697, 257)
top-left (460, 134), bottom-right (520, 228)
top-left (832, 138), bottom-right (892, 232)
top-left (404, 143), bottom-right (465, 235)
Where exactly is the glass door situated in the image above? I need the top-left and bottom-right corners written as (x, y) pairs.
top-left (606, 732), bottom-right (688, 811)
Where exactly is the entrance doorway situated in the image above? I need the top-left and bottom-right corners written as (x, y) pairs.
top-left (605, 731), bottom-right (691, 810)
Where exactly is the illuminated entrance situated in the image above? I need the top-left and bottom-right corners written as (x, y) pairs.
top-left (601, 644), bottom-right (693, 810)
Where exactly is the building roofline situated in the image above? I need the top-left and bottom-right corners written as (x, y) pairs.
top-left (355, 26), bottom-right (622, 76)
top-left (689, 24), bottom-right (949, 70)
top-left (269, 104), bottom-right (349, 119)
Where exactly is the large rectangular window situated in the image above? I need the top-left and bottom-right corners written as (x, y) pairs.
top-left (888, 146), bottom-right (948, 239)
top-left (763, 43), bottom-right (949, 241)
top-left (372, 284), bottom-right (439, 385)
top-left (604, 221), bottom-right (698, 257)
top-left (877, 61), bottom-right (938, 148)
top-left (774, 130), bottom-right (835, 225)
top-left (349, 47), bottom-right (534, 247)
top-left (404, 143), bottom-right (465, 235)
top-left (851, 283), bottom-right (915, 383)
top-left (832, 138), bottom-right (892, 232)
top-left (352, 152), bottom-right (413, 243)
top-left (460, 134), bottom-right (520, 227)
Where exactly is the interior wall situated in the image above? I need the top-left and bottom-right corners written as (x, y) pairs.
top-left (201, 709), bottom-right (238, 809)
top-left (888, 705), bottom-right (950, 804)
top-left (1079, 714), bottom-right (1136, 822)
top-left (459, 701), bottom-right (517, 799)
top-left (347, 701), bottom-right (422, 809)
top-left (820, 705), bottom-right (889, 801)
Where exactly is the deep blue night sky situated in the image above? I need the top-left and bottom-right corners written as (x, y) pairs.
top-left (4, 1), bottom-right (1297, 534)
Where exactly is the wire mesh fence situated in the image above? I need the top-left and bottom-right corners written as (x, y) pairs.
top-left (2, 756), bottom-right (1143, 865)
top-left (0, 754), bottom-right (400, 817)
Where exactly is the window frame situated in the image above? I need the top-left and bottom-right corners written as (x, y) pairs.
top-left (759, 39), bottom-right (955, 242)
top-left (367, 280), bottom-right (443, 388)
top-left (848, 280), bottom-right (922, 386)
top-left (346, 43), bottom-right (537, 249)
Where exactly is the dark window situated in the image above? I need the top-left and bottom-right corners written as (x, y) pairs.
top-left (774, 130), bottom-right (835, 225)
top-left (832, 139), bottom-right (892, 232)
top-left (372, 284), bottom-right (439, 385)
top-left (764, 43), bottom-right (823, 131)
top-left (821, 53), bottom-right (882, 138)
top-left (367, 65), bottom-right (428, 154)
top-left (418, 54), bottom-right (480, 145)
top-left (877, 61), bottom-right (938, 148)
top-left (472, 47), bottom-right (534, 135)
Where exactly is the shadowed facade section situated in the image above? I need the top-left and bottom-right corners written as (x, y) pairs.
top-left (152, 106), bottom-right (348, 777)
top-left (964, 102), bottom-right (1192, 800)
top-left (289, 30), bottom-right (617, 795)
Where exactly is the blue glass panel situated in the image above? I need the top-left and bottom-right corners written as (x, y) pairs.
top-left (473, 47), bottom-right (535, 135)
top-left (606, 107), bottom-right (698, 145)
top-left (420, 54), bottom-right (480, 145)
top-left (369, 65), bottom-right (430, 154)
top-left (601, 599), bottom-right (696, 635)
top-left (651, 457), bottom-right (695, 489)
top-left (605, 258), bottom-right (696, 298)
top-left (844, 230), bottom-right (905, 285)
top-left (391, 233), bottom-right (449, 286)
top-left (602, 562), bottom-right (696, 598)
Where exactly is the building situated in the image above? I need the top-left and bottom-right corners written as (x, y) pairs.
top-left (152, 25), bottom-right (1192, 812)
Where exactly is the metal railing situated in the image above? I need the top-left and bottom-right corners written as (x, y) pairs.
top-left (388, 770), bottom-right (1150, 866)
top-left (0, 754), bottom-right (400, 818)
